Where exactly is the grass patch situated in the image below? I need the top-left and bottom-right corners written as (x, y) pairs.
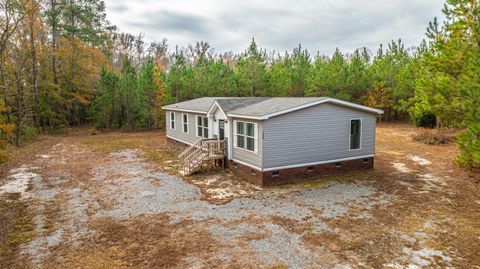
top-left (0, 198), bottom-right (37, 268)
top-left (81, 137), bottom-right (140, 153)
top-left (81, 131), bottom-right (182, 174)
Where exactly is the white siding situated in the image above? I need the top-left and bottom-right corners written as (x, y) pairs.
top-left (166, 111), bottom-right (206, 144)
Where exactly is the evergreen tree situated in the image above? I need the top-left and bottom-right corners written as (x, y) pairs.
top-left (89, 67), bottom-right (119, 128)
top-left (307, 48), bottom-right (350, 100)
top-left (152, 63), bottom-right (166, 128)
top-left (119, 57), bottom-right (137, 130)
top-left (235, 38), bottom-right (270, 96)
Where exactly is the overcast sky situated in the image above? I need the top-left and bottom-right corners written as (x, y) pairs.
top-left (104, 0), bottom-right (445, 55)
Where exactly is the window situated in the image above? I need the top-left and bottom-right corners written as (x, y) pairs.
top-left (182, 114), bottom-right (189, 133)
top-left (196, 116), bottom-right (209, 138)
top-left (236, 122), bottom-right (245, 149)
top-left (350, 119), bottom-right (361, 150)
top-left (335, 162), bottom-right (342, 168)
top-left (251, 169), bottom-right (256, 175)
top-left (246, 123), bottom-right (255, 151)
top-left (307, 166), bottom-right (315, 172)
top-left (363, 158), bottom-right (370, 164)
top-left (272, 171), bottom-right (280, 177)
top-left (170, 112), bottom-right (175, 130)
top-left (235, 121), bottom-right (257, 152)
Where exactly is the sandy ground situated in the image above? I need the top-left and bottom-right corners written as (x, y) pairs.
top-left (0, 124), bottom-right (479, 268)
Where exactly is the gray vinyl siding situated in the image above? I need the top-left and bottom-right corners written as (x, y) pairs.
top-left (262, 103), bottom-right (377, 169)
top-left (231, 118), bottom-right (263, 169)
top-left (166, 111), bottom-right (206, 145)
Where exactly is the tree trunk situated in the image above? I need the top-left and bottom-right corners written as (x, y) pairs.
top-left (0, 61), bottom-right (11, 123)
top-left (29, 6), bottom-right (40, 127)
top-left (51, 0), bottom-right (58, 84)
top-left (14, 72), bottom-right (24, 147)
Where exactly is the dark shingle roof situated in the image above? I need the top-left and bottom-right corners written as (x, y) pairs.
top-left (162, 97), bottom-right (218, 112)
top-left (215, 98), bottom-right (269, 112)
top-left (228, 97), bottom-right (325, 117)
top-left (162, 97), bottom-right (269, 113)
top-left (162, 97), bottom-right (383, 118)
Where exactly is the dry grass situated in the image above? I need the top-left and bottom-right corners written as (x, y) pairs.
top-left (412, 128), bottom-right (457, 145)
top-left (0, 195), bottom-right (36, 269)
top-left (1, 124), bottom-right (479, 268)
top-left (270, 215), bottom-right (314, 235)
top-left (49, 214), bottom-right (223, 269)
top-left (80, 130), bottom-right (182, 174)
top-left (298, 123), bottom-right (480, 267)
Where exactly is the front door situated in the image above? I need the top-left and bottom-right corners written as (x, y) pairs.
top-left (218, 120), bottom-right (225, 140)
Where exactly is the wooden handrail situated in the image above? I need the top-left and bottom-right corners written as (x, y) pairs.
top-left (180, 139), bottom-right (225, 175)
top-left (178, 138), bottom-right (203, 159)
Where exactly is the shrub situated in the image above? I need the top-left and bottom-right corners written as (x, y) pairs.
top-left (413, 113), bottom-right (437, 128)
top-left (456, 127), bottom-right (480, 171)
top-left (412, 128), bottom-right (456, 145)
top-left (0, 146), bottom-right (10, 164)
top-left (19, 126), bottom-right (38, 145)
top-left (0, 123), bottom-right (14, 164)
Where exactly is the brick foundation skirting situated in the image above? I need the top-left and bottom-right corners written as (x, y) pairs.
top-left (225, 160), bottom-right (265, 186)
top-left (226, 157), bottom-right (374, 187)
top-left (167, 137), bottom-right (374, 186)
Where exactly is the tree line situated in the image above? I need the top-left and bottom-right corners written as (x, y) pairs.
top-left (0, 0), bottom-right (478, 169)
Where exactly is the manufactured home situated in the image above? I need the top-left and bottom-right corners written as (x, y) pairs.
top-left (162, 97), bottom-right (383, 186)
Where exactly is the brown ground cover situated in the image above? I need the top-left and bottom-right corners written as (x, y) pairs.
top-left (0, 123), bottom-right (478, 268)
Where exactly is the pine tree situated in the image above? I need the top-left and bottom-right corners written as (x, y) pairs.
top-left (152, 64), bottom-right (166, 128)
top-left (118, 57), bottom-right (137, 130)
top-left (456, 48), bottom-right (480, 169)
top-left (413, 0), bottom-right (480, 169)
top-left (89, 67), bottom-right (118, 128)
top-left (235, 38), bottom-right (270, 96)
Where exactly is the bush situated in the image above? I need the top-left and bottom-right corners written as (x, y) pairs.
top-left (412, 128), bottom-right (456, 145)
top-left (0, 123), bottom-right (14, 164)
top-left (456, 126), bottom-right (480, 171)
top-left (19, 126), bottom-right (38, 145)
top-left (413, 113), bottom-right (437, 128)
top-left (0, 146), bottom-right (10, 164)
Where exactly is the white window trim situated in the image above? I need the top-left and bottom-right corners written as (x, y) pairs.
top-left (349, 118), bottom-right (362, 151)
top-left (233, 120), bottom-right (258, 154)
top-left (182, 113), bottom-right (189, 134)
top-left (196, 115), bottom-right (209, 138)
top-left (169, 112), bottom-right (175, 130)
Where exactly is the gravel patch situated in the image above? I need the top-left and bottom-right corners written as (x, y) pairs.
top-left (0, 167), bottom-right (41, 199)
top-left (408, 155), bottom-right (432, 166)
top-left (209, 222), bottom-right (259, 240)
top-left (296, 183), bottom-right (377, 218)
top-left (250, 223), bottom-right (320, 269)
top-left (17, 142), bottom-right (95, 264)
top-left (90, 150), bottom-right (389, 267)
top-left (17, 147), bottom-right (391, 268)
top-left (392, 162), bottom-right (412, 173)
top-left (385, 247), bottom-right (452, 268)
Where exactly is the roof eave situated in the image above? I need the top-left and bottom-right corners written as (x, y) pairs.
top-left (206, 100), bottom-right (228, 118)
top-left (161, 107), bottom-right (207, 114)
top-left (226, 113), bottom-right (266, 120)
top-left (227, 97), bottom-right (383, 119)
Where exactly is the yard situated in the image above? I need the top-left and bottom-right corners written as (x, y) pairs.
top-left (0, 124), bottom-right (479, 268)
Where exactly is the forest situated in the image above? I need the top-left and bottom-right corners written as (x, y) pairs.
top-left (0, 0), bottom-right (478, 169)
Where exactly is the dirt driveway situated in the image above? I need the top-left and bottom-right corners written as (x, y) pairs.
top-left (1, 124), bottom-right (479, 268)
